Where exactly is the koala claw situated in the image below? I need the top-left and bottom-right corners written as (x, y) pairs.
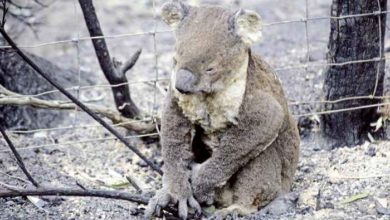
top-left (144, 189), bottom-right (201, 220)
top-left (178, 196), bottom-right (202, 219)
top-left (144, 191), bottom-right (170, 220)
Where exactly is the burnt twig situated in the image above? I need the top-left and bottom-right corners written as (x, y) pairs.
top-left (78, 0), bottom-right (140, 118)
top-left (0, 185), bottom-right (149, 204)
top-left (0, 126), bottom-right (39, 187)
top-left (125, 175), bottom-right (143, 193)
top-left (0, 85), bottom-right (156, 134)
top-left (0, 184), bottom-right (196, 219)
top-left (120, 49), bottom-right (142, 75)
top-left (1, 0), bottom-right (8, 27)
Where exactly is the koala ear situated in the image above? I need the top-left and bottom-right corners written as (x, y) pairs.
top-left (161, 1), bottom-right (189, 28)
top-left (233, 9), bottom-right (263, 45)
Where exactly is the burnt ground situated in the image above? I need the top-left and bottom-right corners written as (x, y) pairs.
top-left (0, 0), bottom-right (390, 219)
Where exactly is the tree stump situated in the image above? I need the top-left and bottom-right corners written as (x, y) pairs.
top-left (322, 0), bottom-right (387, 148)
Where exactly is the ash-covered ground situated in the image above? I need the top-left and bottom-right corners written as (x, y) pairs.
top-left (1, 0), bottom-right (390, 219)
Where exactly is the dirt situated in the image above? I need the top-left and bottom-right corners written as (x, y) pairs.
top-left (1, 0), bottom-right (390, 219)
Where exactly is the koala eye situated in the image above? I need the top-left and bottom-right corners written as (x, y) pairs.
top-left (206, 67), bottom-right (216, 75)
top-left (173, 57), bottom-right (177, 66)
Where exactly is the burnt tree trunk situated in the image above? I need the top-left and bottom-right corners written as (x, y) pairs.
top-left (322, 0), bottom-right (387, 147)
top-left (78, 0), bottom-right (140, 119)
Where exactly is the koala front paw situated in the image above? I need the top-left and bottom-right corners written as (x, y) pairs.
top-left (191, 163), bottom-right (215, 205)
top-left (144, 188), bottom-right (201, 220)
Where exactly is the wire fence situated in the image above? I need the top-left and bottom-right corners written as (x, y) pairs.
top-left (0, 0), bottom-right (389, 152)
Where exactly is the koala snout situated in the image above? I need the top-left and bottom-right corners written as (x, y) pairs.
top-left (175, 69), bottom-right (197, 94)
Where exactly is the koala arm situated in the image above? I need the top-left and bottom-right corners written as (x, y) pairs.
top-left (160, 92), bottom-right (194, 193)
top-left (192, 92), bottom-right (285, 203)
top-left (146, 92), bottom-right (200, 219)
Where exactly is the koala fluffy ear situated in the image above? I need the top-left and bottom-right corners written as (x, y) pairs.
top-left (233, 9), bottom-right (263, 45)
top-left (161, 1), bottom-right (188, 28)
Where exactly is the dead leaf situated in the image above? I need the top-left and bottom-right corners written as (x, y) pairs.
top-left (338, 192), bottom-right (369, 205)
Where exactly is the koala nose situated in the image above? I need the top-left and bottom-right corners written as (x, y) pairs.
top-left (176, 87), bottom-right (191, 94)
top-left (175, 69), bottom-right (197, 94)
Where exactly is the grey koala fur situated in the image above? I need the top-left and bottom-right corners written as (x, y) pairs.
top-left (145, 1), bottom-right (300, 219)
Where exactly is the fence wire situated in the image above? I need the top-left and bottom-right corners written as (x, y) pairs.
top-left (0, 1), bottom-right (389, 152)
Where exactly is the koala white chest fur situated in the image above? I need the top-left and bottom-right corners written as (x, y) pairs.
top-left (173, 55), bottom-right (249, 134)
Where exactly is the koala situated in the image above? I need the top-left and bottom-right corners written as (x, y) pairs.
top-left (145, 1), bottom-right (300, 219)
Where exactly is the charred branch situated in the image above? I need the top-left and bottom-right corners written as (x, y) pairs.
top-left (0, 185), bottom-right (149, 204)
top-left (0, 85), bottom-right (156, 133)
top-left (0, 126), bottom-right (39, 187)
top-left (0, 184), bottom-right (198, 219)
top-left (78, 0), bottom-right (140, 118)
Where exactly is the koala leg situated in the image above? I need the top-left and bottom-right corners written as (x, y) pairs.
top-left (209, 146), bottom-right (283, 218)
top-left (274, 118), bottom-right (300, 192)
top-left (229, 146), bottom-right (283, 212)
top-left (216, 125), bottom-right (299, 215)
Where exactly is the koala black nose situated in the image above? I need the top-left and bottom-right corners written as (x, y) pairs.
top-left (176, 87), bottom-right (191, 94)
top-left (175, 69), bottom-right (197, 94)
